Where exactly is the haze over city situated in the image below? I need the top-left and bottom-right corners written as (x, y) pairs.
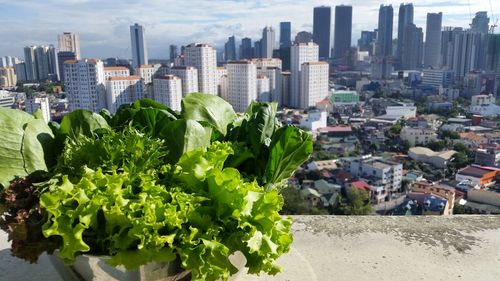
top-left (0, 0), bottom-right (499, 58)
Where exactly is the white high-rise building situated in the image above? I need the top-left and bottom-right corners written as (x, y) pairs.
top-left (153, 75), bottom-right (182, 111)
top-left (185, 43), bottom-right (217, 95)
top-left (261, 27), bottom-right (276, 58)
top-left (257, 75), bottom-right (270, 102)
top-left (64, 59), bottom-right (106, 112)
top-left (227, 60), bottom-right (257, 112)
top-left (217, 67), bottom-right (228, 100)
top-left (105, 76), bottom-right (143, 113)
top-left (252, 58), bottom-right (282, 69)
top-left (291, 42), bottom-right (319, 108)
top-left (134, 64), bottom-right (157, 84)
top-left (58, 32), bottom-right (81, 60)
top-left (300, 62), bottom-right (329, 108)
top-left (258, 67), bottom-right (282, 105)
top-left (104, 66), bottom-right (130, 79)
top-left (25, 94), bottom-right (51, 123)
top-left (169, 66), bottom-right (199, 96)
top-left (130, 23), bottom-right (149, 67)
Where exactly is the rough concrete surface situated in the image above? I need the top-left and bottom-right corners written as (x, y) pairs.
top-left (1, 216), bottom-right (500, 281)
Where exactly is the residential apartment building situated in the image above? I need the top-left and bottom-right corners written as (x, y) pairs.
top-left (153, 75), bottom-right (182, 111)
top-left (64, 59), bottom-right (106, 112)
top-left (291, 42), bottom-right (319, 108)
top-left (256, 75), bottom-right (270, 102)
top-left (226, 60), bottom-right (257, 112)
top-left (300, 61), bottom-right (329, 108)
top-left (0, 67), bottom-right (17, 88)
top-left (104, 66), bottom-right (130, 79)
top-left (105, 76), bottom-right (143, 113)
top-left (185, 43), bottom-right (217, 95)
top-left (344, 155), bottom-right (403, 197)
top-left (169, 66), bottom-right (199, 96)
top-left (400, 126), bottom-right (438, 146)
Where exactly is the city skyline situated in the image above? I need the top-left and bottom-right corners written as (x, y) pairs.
top-left (0, 0), bottom-right (499, 59)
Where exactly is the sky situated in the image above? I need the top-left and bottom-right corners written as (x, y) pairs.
top-left (0, 0), bottom-right (499, 60)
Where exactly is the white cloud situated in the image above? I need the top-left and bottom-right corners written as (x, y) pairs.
top-left (0, 0), bottom-right (498, 59)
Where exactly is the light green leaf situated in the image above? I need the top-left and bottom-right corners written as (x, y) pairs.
top-left (181, 93), bottom-right (236, 136)
top-left (163, 119), bottom-right (211, 163)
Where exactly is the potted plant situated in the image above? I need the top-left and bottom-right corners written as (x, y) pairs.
top-left (0, 93), bottom-right (313, 281)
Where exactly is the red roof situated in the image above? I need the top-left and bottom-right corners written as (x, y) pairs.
top-left (351, 180), bottom-right (371, 191)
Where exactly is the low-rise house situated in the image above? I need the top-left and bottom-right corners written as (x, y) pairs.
top-left (408, 147), bottom-right (457, 169)
top-left (307, 160), bottom-right (338, 171)
top-left (455, 166), bottom-right (499, 187)
top-left (299, 110), bottom-right (327, 131)
top-left (318, 126), bottom-right (354, 138)
top-left (301, 188), bottom-right (322, 206)
top-left (467, 188), bottom-right (500, 207)
top-left (458, 132), bottom-right (488, 147)
top-left (411, 181), bottom-right (456, 212)
top-left (348, 180), bottom-right (386, 204)
top-left (320, 192), bottom-right (339, 207)
top-left (402, 192), bottom-right (450, 215)
top-left (475, 149), bottom-right (500, 168)
top-left (314, 179), bottom-right (341, 194)
top-left (400, 127), bottom-right (438, 146)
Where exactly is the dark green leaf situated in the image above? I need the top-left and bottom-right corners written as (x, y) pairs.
top-left (264, 126), bottom-right (313, 185)
top-left (59, 110), bottom-right (110, 139)
top-left (163, 119), bottom-right (211, 163)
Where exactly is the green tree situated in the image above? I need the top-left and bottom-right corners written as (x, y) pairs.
top-left (426, 140), bottom-right (446, 151)
top-left (280, 186), bottom-right (328, 215)
top-left (440, 130), bottom-right (460, 139)
top-left (332, 188), bottom-right (372, 215)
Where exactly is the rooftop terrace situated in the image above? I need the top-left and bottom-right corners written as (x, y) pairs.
top-left (1, 216), bottom-right (499, 281)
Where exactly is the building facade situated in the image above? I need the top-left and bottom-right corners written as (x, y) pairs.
top-left (185, 43), bottom-right (217, 95)
top-left (313, 6), bottom-right (331, 59)
top-left (300, 62), bottom-right (329, 108)
top-left (153, 75), bottom-right (183, 111)
top-left (424, 13), bottom-right (443, 67)
top-left (64, 59), bottom-right (106, 112)
top-left (333, 5), bottom-right (352, 59)
top-left (169, 66), bottom-right (199, 96)
top-left (105, 76), bottom-right (143, 113)
top-left (261, 27), bottom-right (276, 59)
top-left (226, 60), bottom-right (257, 112)
top-left (291, 42), bottom-right (319, 108)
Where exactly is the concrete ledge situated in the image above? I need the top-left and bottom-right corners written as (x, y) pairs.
top-left (2, 216), bottom-right (500, 281)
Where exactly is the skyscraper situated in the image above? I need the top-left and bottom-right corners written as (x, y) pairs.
top-left (401, 23), bottom-right (423, 70)
top-left (290, 42), bottom-right (319, 108)
top-left (58, 32), bottom-right (81, 60)
top-left (333, 5), bottom-right (352, 59)
top-left (169, 45), bottom-right (178, 62)
top-left (130, 23), bottom-right (148, 67)
top-left (24, 45), bottom-right (59, 81)
top-left (396, 3), bottom-right (414, 70)
top-left (471, 12), bottom-right (490, 34)
top-left (313, 6), bottom-right (331, 59)
top-left (486, 34), bottom-right (500, 97)
top-left (261, 27), bottom-right (276, 58)
top-left (185, 43), bottom-right (217, 95)
top-left (224, 36), bottom-right (237, 61)
top-left (372, 5), bottom-right (394, 79)
top-left (24, 46), bottom-right (37, 81)
top-left (358, 30), bottom-right (377, 54)
top-left (254, 40), bottom-right (262, 58)
top-left (280, 22), bottom-right (292, 48)
top-left (240, 38), bottom-right (253, 59)
top-left (423, 13), bottom-right (443, 68)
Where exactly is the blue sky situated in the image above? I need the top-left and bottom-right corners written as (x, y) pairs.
top-left (0, 0), bottom-right (498, 59)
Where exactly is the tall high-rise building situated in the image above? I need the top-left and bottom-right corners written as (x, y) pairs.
top-left (130, 23), bottom-right (149, 67)
top-left (64, 59), bottom-right (106, 112)
top-left (424, 13), bottom-right (443, 67)
top-left (396, 3), bottom-right (414, 70)
top-left (261, 27), bottom-right (276, 58)
top-left (105, 76), bottom-right (144, 113)
top-left (486, 34), bottom-right (500, 97)
top-left (291, 42), bottom-right (319, 108)
top-left (169, 45), bottom-right (178, 62)
top-left (448, 30), bottom-right (484, 79)
top-left (401, 23), bottom-right (423, 70)
top-left (58, 32), bottom-right (81, 60)
top-left (240, 38), bottom-right (253, 59)
top-left (300, 62), bottom-right (329, 108)
top-left (280, 22), bottom-right (292, 48)
top-left (0, 67), bottom-right (17, 88)
top-left (256, 75), bottom-right (270, 102)
top-left (13, 63), bottom-right (27, 82)
top-left (185, 43), bottom-right (217, 95)
top-left (471, 12), bottom-right (490, 34)
top-left (226, 60), bottom-right (257, 112)
top-left (333, 5), bottom-right (353, 59)
top-left (153, 75), bottom-right (183, 111)
top-left (441, 27), bottom-right (460, 68)
top-left (24, 46), bottom-right (37, 81)
top-left (358, 30), bottom-right (377, 54)
top-left (254, 40), bottom-right (262, 58)
top-left (225, 36), bottom-right (237, 61)
top-left (169, 66), bottom-right (199, 96)
top-left (253, 58), bottom-right (282, 105)
top-left (372, 5), bottom-right (394, 79)
top-left (313, 6), bottom-right (331, 59)
top-left (57, 51), bottom-right (77, 82)
top-left (24, 45), bottom-right (59, 81)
